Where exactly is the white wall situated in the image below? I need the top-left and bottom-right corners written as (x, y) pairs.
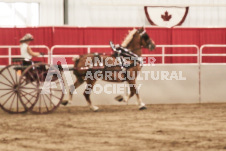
top-left (64, 65), bottom-right (200, 106)
top-left (39, 0), bottom-right (63, 26)
top-left (201, 65), bottom-right (226, 103)
top-left (68, 0), bottom-right (226, 27)
top-left (0, 0), bottom-right (64, 26)
top-left (63, 64), bottom-right (226, 106)
top-left (1, 64), bottom-right (226, 106)
top-left (68, 0), bottom-right (146, 27)
top-left (1, 0), bottom-right (225, 27)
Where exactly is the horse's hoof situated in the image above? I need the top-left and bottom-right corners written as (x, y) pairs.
top-left (90, 106), bottom-right (99, 112)
top-left (139, 103), bottom-right (147, 110)
top-left (61, 100), bottom-right (69, 106)
top-left (139, 106), bottom-right (147, 110)
top-left (115, 95), bottom-right (124, 102)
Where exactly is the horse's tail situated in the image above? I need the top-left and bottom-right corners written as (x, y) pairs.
top-left (72, 55), bottom-right (80, 62)
top-left (72, 55), bottom-right (81, 68)
top-left (72, 55), bottom-right (84, 81)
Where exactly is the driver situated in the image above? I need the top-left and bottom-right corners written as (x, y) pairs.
top-left (20, 33), bottom-right (42, 65)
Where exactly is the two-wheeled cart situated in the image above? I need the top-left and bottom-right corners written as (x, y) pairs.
top-left (0, 58), bottom-right (65, 114)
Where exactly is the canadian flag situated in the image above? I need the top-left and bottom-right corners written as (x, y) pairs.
top-left (144, 6), bottom-right (189, 27)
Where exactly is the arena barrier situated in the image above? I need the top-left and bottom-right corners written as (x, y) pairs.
top-left (0, 45), bottom-right (50, 67)
top-left (51, 45), bottom-right (200, 105)
top-left (1, 44), bottom-right (225, 105)
top-left (200, 45), bottom-right (226, 103)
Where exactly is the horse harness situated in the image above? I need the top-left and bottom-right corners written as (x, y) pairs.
top-left (73, 33), bottom-right (148, 79)
top-left (72, 51), bottom-right (141, 81)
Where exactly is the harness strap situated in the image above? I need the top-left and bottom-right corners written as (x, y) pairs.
top-left (140, 30), bottom-right (146, 36)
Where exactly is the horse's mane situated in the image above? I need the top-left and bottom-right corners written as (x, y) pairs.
top-left (121, 28), bottom-right (137, 48)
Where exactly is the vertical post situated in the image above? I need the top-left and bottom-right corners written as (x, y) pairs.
top-left (50, 47), bottom-right (54, 65)
top-left (162, 47), bottom-right (165, 64)
top-left (8, 47), bottom-right (12, 65)
top-left (196, 46), bottom-right (199, 65)
top-left (48, 48), bottom-right (51, 64)
top-left (87, 47), bottom-right (91, 54)
top-left (199, 46), bottom-right (202, 104)
top-left (199, 47), bottom-right (202, 64)
top-left (64, 0), bottom-right (69, 25)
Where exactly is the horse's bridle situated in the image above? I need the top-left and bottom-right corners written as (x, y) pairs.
top-left (130, 30), bottom-right (149, 52)
top-left (139, 30), bottom-right (152, 49)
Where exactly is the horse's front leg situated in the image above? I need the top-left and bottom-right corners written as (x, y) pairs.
top-left (127, 80), bottom-right (147, 110)
top-left (84, 80), bottom-right (99, 112)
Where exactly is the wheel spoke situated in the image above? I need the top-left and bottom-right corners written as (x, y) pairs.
top-left (0, 88), bottom-right (13, 91)
top-left (39, 93), bottom-right (42, 113)
top-left (1, 91), bottom-right (14, 106)
top-left (20, 89), bottom-right (37, 99)
top-left (44, 94), bottom-right (56, 107)
top-left (51, 93), bottom-right (61, 100)
top-left (27, 79), bottom-right (38, 87)
top-left (7, 68), bottom-right (16, 85)
top-left (20, 86), bottom-right (38, 90)
top-left (0, 73), bottom-right (14, 86)
top-left (20, 77), bottom-right (27, 86)
top-left (28, 70), bottom-right (36, 80)
top-left (29, 80), bottom-right (38, 87)
top-left (0, 90), bottom-right (14, 99)
top-left (14, 70), bottom-right (18, 83)
top-left (42, 94), bottom-right (49, 112)
top-left (22, 93), bottom-right (34, 106)
top-left (16, 93), bottom-right (19, 112)
top-left (9, 93), bottom-right (16, 111)
top-left (21, 88), bottom-right (38, 94)
top-left (26, 70), bottom-right (37, 86)
top-left (0, 81), bottom-right (13, 88)
top-left (35, 67), bottom-right (41, 83)
top-left (51, 89), bottom-right (63, 92)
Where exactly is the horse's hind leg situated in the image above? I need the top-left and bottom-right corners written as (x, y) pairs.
top-left (135, 92), bottom-right (146, 110)
top-left (83, 80), bottom-right (99, 112)
top-left (127, 80), bottom-right (146, 110)
top-left (61, 78), bottom-right (84, 105)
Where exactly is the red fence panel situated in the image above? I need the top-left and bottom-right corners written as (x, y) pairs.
top-left (0, 27), bottom-right (225, 64)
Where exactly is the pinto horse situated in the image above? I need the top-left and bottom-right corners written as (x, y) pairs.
top-left (63, 27), bottom-right (156, 111)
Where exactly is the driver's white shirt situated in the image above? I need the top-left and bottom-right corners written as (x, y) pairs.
top-left (20, 43), bottom-right (32, 60)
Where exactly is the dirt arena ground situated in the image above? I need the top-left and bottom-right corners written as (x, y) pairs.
top-left (0, 103), bottom-right (226, 151)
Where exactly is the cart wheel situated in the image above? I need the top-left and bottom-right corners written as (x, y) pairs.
top-left (0, 65), bottom-right (28, 113)
top-left (19, 63), bottom-right (65, 114)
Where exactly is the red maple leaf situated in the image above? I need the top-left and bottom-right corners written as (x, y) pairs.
top-left (161, 11), bottom-right (172, 21)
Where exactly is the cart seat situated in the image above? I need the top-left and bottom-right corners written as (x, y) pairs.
top-left (12, 57), bottom-right (24, 62)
